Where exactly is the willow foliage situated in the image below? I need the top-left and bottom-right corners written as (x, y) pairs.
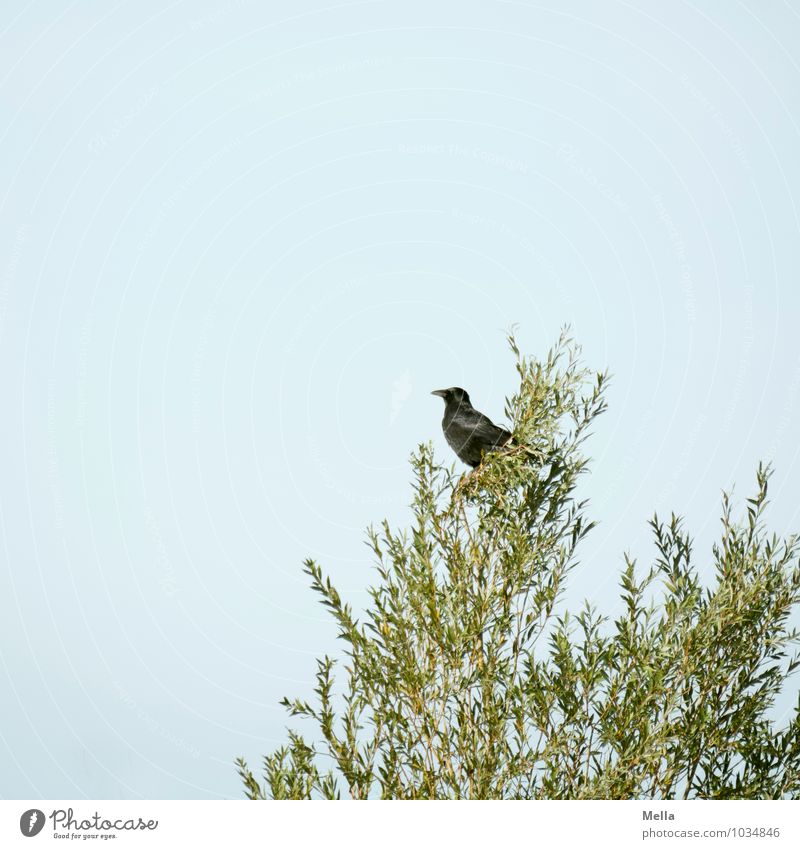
top-left (237, 332), bottom-right (800, 799)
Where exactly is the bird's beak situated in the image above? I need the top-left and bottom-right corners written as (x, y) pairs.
top-left (431, 389), bottom-right (447, 398)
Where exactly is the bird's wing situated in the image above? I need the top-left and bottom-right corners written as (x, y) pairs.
top-left (457, 411), bottom-right (513, 447)
top-left (477, 411), bottom-right (512, 441)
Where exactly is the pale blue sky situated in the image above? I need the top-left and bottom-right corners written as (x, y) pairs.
top-left (1, 0), bottom-right (799, 799)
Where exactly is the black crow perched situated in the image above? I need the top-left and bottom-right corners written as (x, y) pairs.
top-left (431, 387), bottom-right (513, 468)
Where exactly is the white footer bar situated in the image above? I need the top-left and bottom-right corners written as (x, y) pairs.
top-left (2, 799), bottom-right (796, 848)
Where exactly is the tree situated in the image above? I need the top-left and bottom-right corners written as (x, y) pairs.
top-left (236, 331), bottom-right (800, 799)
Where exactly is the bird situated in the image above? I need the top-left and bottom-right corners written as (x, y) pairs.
top-left (431, 387), bottom-right (513, 468)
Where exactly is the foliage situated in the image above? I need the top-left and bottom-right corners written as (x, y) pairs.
top-left (237, 331), bottom-right (800, 799)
